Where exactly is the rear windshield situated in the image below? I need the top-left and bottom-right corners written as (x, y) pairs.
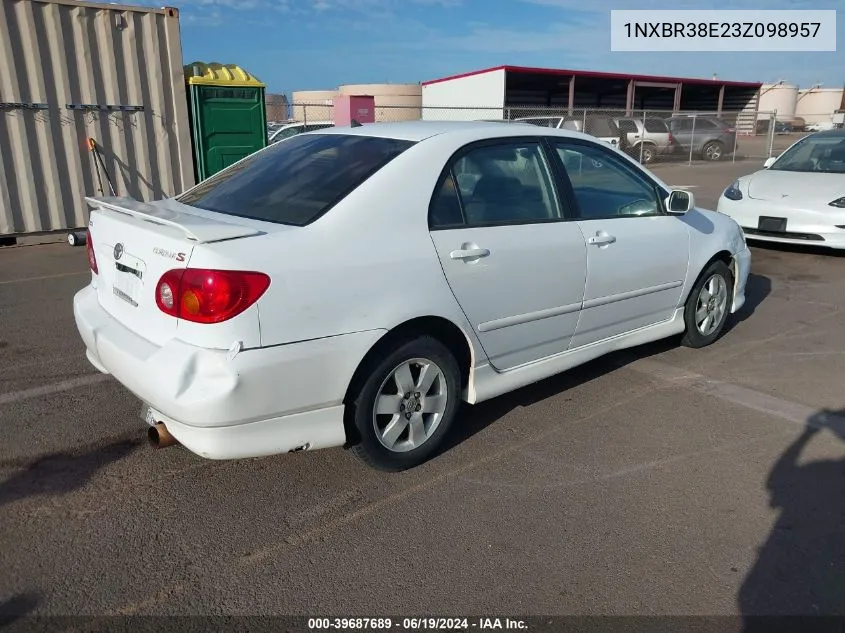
top-left (178, 133), bottom-right (415, 226)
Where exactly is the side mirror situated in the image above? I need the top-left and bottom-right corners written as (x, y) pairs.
top-left (763, 157), bottom-right (777, 168)
top-left (666, 189), bottom-right (695, 214)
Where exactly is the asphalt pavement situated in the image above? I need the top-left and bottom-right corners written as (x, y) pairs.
top-left (2, 161), bottom-right (845, 625)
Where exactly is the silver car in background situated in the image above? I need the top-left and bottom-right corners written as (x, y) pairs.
top-left (614, 117), bottom-right (676, 164)
top-left (514, 115), bottom-right (623, 149)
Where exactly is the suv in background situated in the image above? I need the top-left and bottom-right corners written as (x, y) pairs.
top-left (514, 115), bottom-right (625, 150)
top-left (613, 117), bottom-right (675, 164)
top-left (665, 115), bottom-right (737, 161)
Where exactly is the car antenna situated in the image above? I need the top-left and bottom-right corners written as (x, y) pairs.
top-left (350, 119), bottom-right (363, 127)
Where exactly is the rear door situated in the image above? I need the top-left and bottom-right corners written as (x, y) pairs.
top-left (428, 138), bottom-right (587, 371)
top-left (667, 118), bottom-right (693, 150)
top-left (643, 117), bottom-right (671, 148)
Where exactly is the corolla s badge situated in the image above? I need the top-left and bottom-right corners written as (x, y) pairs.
top-left (113, 242), bottom-right (124, 260)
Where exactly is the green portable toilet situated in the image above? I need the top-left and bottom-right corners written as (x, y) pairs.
top-left (184, 61), bottom-right (267, 181)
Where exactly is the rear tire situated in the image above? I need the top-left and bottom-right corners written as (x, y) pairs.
top-left (348, 336), bottom-right (461, 471)
top-left (681, 260), bottom-right (734, 349)
top-left (702, 140), bottom-right (724, 161)
top-left (638, 144), bottom-right (657, 164)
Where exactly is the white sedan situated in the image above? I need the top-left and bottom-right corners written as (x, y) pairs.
top-left (716, 129), bottom-right (845, 248)
top-left (73, 120), bottom-right (751, 471)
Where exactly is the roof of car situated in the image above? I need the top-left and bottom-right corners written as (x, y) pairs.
top-left (812, 128), bottom-right (845, 138)
top-left (312, 119), bottom-right (582, 142)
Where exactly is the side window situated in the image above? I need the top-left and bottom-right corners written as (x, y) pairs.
top-left (691, 118), bottom-right (717, 131)
top-left (617, 120), bottom-right (638, 134)
top-left (429, 172), bottom-right (465, 229)
top-left (554, 141), bottom-right (664, 220)
top-left (644, 118), bottom-right (669, 133)
top-left (438, 141), bottom-right (564, 227)
top-left (670, 118), bottom-right (691, 131)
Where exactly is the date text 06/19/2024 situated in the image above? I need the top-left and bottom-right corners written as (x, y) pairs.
top-left (307, 617), bottom-right (529, 630)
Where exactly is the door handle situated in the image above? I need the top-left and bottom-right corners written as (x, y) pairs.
top-left (450, 247), bottom-right (490, 260)
top-left (587, 234), bottom-right (616, 246)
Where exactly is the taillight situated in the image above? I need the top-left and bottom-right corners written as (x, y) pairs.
top-left (86, 228), bottom-right (98, 274)
top-left (668, 133), bottom-right (674, 144)
top-left (155, 268), bottom-right (270, 324)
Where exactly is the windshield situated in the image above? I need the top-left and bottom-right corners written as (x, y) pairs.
top-left (178, 133), bottom-right (415, 226)
top-left (770, 134), bottom-right (845, 173)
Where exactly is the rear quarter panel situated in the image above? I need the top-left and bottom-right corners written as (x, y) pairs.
top-left (243, 132), bottom-right (491, 353)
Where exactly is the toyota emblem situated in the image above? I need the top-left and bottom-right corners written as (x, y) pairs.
top-left (113, 242), bottom-right (124, 260)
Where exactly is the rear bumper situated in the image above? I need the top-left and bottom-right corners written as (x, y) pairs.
top-left (73, 285), bottom-right (386, 459)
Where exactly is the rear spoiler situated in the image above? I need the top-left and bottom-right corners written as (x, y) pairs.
top-left (85, 196), bottom-right (264, 243)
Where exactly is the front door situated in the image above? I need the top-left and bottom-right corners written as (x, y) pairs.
top-left (428, 139), bottom-right (588, 371)
top-left (550, 139), bottom-right (691, 349)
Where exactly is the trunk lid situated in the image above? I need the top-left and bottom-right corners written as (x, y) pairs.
top-left (86, 196), bottom-right (264, 346)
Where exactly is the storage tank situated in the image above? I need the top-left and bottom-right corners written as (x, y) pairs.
top-left (291, 90), bottom-right (335, 122)
top-left (338, 83), bottom-right (422, 122)
top-left (796, 88), bottom-right (845, 124)
top-left (758, 83), bottom-right (798, 121)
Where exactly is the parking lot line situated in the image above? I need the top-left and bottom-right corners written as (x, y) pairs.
top-left (0, 271), bottom-right (89, 285)
top-left (0, 373), bottom-right (110, 405)
top-left (623, 357), bottom-right (845, 432)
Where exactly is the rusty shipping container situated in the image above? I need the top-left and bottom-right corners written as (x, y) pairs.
top-left (0, 0), bottom-right (195, 237)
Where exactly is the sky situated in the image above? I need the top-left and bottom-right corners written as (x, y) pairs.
top-left (152, 0), bottom-right (843, 95)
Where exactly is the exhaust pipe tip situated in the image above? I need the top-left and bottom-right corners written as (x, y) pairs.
top-left (148, 422), bottom-right (178, 448)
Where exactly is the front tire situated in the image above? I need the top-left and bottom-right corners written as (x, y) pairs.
top-left (348, 336), bottom-right (461, 471)
top-left (681, 260), bottom-right (734, 348)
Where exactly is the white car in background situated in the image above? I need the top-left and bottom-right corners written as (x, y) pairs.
top-left (716, 129), bottom-right (845, 248)
top-left (806, 122), bottom-right (836, 133)
top-left (268, 120), bottom-right (334, 143)
top-left (74, 120), bottom-right (750, 471)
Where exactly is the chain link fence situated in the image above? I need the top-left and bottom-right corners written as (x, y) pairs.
top-left (287, 102), bottom-right (816, 165)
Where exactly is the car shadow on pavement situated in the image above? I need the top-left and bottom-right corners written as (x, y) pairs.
top-left (442, 272), bottom-right (772, 454)
top-left (443, 343), bottom-right (674, 454)
top-left (738, 407), bottom-right (845, 628)
top-left (0, 437), bottom-right (141, 507)
top-left (721, 272), bottom-right (772, 337)
top-left (748, 240), bottom-right (845, 258)
top-left (0, 592), bottom-right (40, 627)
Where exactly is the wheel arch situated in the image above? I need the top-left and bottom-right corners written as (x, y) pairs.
top-left (684, 249), bottom-right (735, 305)
top-left (341, 315), bottom-right (477, 446)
